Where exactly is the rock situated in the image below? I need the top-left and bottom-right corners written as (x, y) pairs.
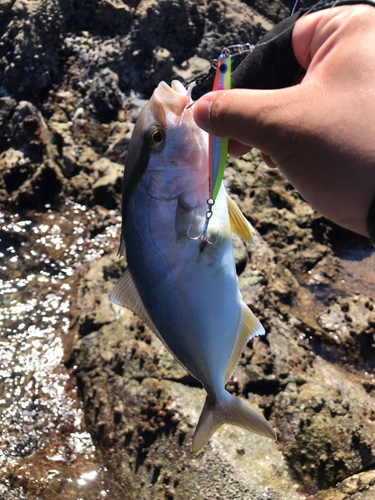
top-left (0, 0), bottom-right (73, 96)
top-left (3, 101), bottom-right (46, 162)
top-left (104, 126), bottom-right (133, 164)
top-left (61, 144), bottom-right (81, 178)
top-left (134, 0), bottom-right (205, 64)
top-left (87, 68), bottom-right (125, 122)
top-left (317, 470), bottom-right (375, 500)
top-left (172, 55), bottom-right (210, 85)
top-left (0, 0), bottom-right (15, 31)
top-left (120, 0), bottom-right (272, 93)
top-left (91, 157), bottom-right (123, 209)
top-left (96, 0), bottom-right (133, 28)
top-left (0, 97), bottom-right (17, 134)
top-left (307, 253), bottom-right (340, 284)
top-left (0, 148), bottom-right (34, 193)
top-left (274, 357), bottom-right (375, 492)
top-left (318, 294), bottom-right (375, 363)
top-left (293, 244), bottom-right (329, 273)
top-left (232, 233), bottom-right (248, 275)
top-left (67, 157), bottom-right (123, 209)
top-left (16, 161), bottom-right (64, 208)
top-left (69, 172), bottom-right (94, 199)
top-left (225, 166), bottom-right (248, 196)
top-left (145, 47), bottom-right (175, 91)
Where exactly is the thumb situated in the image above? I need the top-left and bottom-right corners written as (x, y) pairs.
top-left (193, 85), bottom-right (314, 159)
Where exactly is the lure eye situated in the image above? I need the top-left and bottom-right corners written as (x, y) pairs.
top-left (145, 125), bottom-right (165, 151)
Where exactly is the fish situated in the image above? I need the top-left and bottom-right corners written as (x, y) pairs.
top-left (111, 79), bottom-right (276, 452)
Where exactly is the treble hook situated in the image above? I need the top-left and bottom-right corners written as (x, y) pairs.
top-left (187, 199), bottom-right (219, 245)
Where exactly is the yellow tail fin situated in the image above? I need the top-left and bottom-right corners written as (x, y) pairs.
top-left (192, 391), bottom-right (276, 453)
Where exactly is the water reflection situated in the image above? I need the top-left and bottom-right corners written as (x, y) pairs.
top-left (0, 202), bottom-right (121, 499)
top-left (339, 247), bottom-right (375, 297)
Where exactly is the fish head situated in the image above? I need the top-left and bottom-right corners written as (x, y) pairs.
top-left (123, 80), bottom-right (208, 204)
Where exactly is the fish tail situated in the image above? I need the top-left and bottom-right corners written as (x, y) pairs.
top-left (192, 391), bottom-right (276, 453)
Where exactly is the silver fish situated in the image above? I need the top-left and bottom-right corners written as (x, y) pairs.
top-left (111, 80), bottom-right (276, 452)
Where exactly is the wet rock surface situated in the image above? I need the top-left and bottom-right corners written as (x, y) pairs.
top-left (1, 0), bottom-right (374, 499)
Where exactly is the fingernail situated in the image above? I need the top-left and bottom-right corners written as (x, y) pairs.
top-left (194, 97), bottom-right (212, 131)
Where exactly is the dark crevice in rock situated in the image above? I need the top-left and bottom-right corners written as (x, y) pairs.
top-left (78, 318), bottom-right (108, 338)
top-left (352, 434), bottom-right (375, 470)
top-left (151, 463), bottom-right (161, 485)
top-left (164, 375), bottom-right (202, 389)
top-left (244, 379), bottom-right (282, 397)
top-left (112, 359), bottom-right (125, 376)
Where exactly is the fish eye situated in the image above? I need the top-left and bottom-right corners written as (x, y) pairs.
top-left (145, 125), bottom-right (165, 151)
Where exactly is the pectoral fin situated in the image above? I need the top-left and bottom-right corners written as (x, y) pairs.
top-left (110, 267), bottom-right (157, 334)
top-left (227, 195), bottom-right (255, 246)
top-left (224, 302), bottom-right (265, 383)
top-left (117, 229), bottom-right (126, 258)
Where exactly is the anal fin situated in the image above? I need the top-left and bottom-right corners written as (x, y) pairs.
top-left (227, 195), bottom-right (255, 246)
top-left (224, 302), bottom-right (265, 383)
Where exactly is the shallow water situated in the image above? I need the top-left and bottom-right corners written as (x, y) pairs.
top-left (292, 244), bottom-right (375, 323)
top-left (0, 202), bottom-right (122, 499)
top-left (339, 247), bottom-right (375, 298)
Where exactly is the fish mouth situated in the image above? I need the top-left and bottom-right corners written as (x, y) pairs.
top-left (152, 80), bottom-right (192, 129)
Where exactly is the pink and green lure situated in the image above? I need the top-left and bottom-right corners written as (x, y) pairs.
top-left (209, 55), bottom-right (231, 201)
top-left (187, 44), bottom-right (253, 244)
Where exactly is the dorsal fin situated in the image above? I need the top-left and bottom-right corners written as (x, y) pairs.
top-left (110, 267), bottom-right (157, 334)
top-left (224, 302), bottom-right (265, 383)
top-left (227, 195), bottom-right (255, 246)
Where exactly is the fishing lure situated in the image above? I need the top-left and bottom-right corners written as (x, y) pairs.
top-left (209, 54), bottom-right (231, 203)
top-left (188, 44), bottom-right (254, 244)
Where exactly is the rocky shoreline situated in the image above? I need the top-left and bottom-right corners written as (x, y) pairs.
top-left (1, 1), bottom-right (374, 499)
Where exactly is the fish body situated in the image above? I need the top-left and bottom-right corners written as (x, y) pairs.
top-left (111, 80), bottom-right (276, 452)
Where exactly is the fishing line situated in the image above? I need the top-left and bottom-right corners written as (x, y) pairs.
top-left (292, 0), bottom-right (300, 15)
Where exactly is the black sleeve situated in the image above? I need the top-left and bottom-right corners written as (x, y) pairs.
top-left (231, 0), bottom-right (375, 90)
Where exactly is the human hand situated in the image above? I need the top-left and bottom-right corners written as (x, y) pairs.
top-left (193, 5), bottom-right (375, 237)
